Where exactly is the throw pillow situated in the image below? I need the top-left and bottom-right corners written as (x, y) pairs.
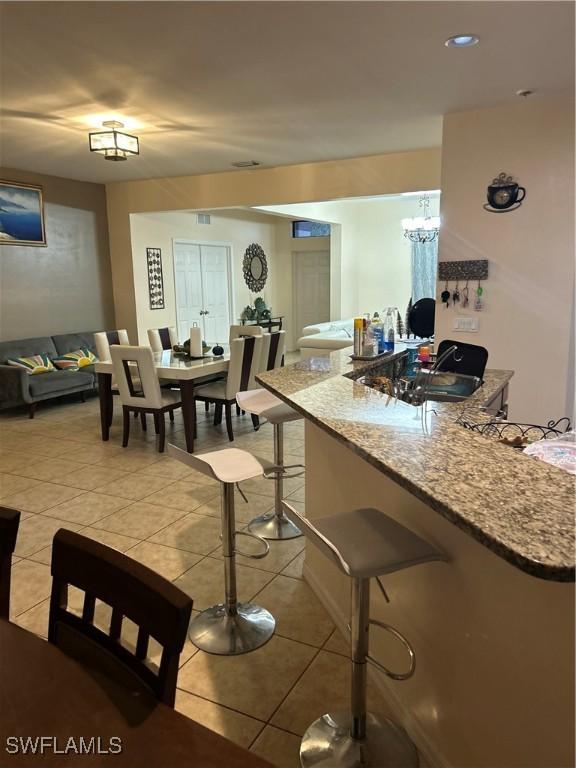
top-left (6, 354), bottom-right (55, 375)
top-left (52, 347), bottom-right (97, 370)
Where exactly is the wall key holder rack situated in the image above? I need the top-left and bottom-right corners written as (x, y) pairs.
top-left (438, 260), bottom-right (489, 282)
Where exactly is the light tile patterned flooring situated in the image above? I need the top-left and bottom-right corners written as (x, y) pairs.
top-left (0, 392), bottom-right (389, 767)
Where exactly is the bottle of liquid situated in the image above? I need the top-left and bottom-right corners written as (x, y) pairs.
top-left (362, 317), bottom-right (375, 356)
top-left (372, 317), bottom-right (384, 354)
top-left (383, 308), bottom-right (395, 353)
top-left (353, 318), bottom-right (363, 356)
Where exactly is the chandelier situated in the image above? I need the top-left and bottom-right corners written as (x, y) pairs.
top-left (88, 121), bottom-right (139, 162)
top-left (401, 194), bottom-right (440, 243)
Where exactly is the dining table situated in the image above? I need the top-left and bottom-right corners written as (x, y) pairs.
top-left (95, 349), bottom-right (230, 453)
top-left (0, 620), bottom-right (272, 767)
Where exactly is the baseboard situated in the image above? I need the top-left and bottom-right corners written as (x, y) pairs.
top-left (303, 562), bottom-right (449, 768)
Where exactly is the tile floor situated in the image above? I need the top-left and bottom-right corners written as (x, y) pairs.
top-left (0, 390), bottom-right (390, 767)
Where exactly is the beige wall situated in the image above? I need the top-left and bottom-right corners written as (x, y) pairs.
top-left (105, 148), bottom-right (442, 341)
top-left (436, 97), bottom-right (575, 424)
top-left (129, 209), bottom-right (279, 344)
top-left (0, 168), bottom-right (114, 341)
top-left (260, 194), bottom-right (440, 329)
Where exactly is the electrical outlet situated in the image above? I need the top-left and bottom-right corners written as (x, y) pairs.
top-left (453, 316), bottom-right (479, 332)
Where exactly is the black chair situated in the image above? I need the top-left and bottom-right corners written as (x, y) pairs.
top-left (0, 506), bottom-right (21, 620)
top-left (436, 339), bottom-right (489, 380)
top-left (48, 530), bottom-right (193, 707)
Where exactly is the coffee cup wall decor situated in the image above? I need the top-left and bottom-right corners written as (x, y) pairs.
top-left (484, 172), bottom-right (526, 213)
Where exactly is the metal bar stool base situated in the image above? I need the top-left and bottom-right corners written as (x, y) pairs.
top-left (248, 511), bottom-right (302, 540)
top-left (188, 603), bottom-right (275, 656)
top-left (300, 712), bottom-right (419, 768)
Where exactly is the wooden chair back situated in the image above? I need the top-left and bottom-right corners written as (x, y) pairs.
top-left (110, 345), bottom-right (163, 410)
top-left (148, 327), bottom-right (178, 353)
top-left (260, 331), bottom-right (285, 372)
top-left (48, 529), bottom-right (193, 707)
top-left (0, 506), bottom-right (21, 619)
top-left (94, 329), bottom-right (130, 362)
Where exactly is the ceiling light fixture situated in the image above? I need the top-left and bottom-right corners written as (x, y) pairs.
top-left (402, 194), bottom-right (440, 243)
top-left (89, 121), bottom-right (139, 162)
top-left (231, 160), bottom-right (261, 168)
top-left (444, 34), bottom-right (479, 48)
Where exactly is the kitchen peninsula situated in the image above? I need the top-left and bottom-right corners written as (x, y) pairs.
top-left (258, 347), bottom-right (575, 768)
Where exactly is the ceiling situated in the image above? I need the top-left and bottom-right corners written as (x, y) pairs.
top-left (0, 1), bottom-right (573, 185)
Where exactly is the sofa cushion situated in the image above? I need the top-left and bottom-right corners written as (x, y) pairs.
top-left (28, 369), bottom-right (94, 398)
top-left (52, 348), bottom-right (97, 371)
top-left (0, 337), bottom-right (57, 364)
top-left (52, 332), bottom-right (98, 356)
top-left (6, 354), bottom-right (55, 375)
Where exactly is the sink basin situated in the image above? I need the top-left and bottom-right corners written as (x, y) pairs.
top-left (361, 370), bottom-right (482, 404)
top-left (413, 371), bottom-right (482, 403)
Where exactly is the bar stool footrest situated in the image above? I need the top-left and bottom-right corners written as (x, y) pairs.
top-left (188, 603), bottom-right (275, 655)
top-left (300, 711), bottom-right (419, 768)
top-left (234, 530), bottom-right (270, 559)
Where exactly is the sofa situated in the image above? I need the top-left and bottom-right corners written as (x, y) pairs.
top-left (297, 319), bottom-right (354, 358)
top-left (0, 331), bottom-right (99, 417)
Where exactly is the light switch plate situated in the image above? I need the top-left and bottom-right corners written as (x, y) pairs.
top-left (453, 316), bottom-right (479, 332)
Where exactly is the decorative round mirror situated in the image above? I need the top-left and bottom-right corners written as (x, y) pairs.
top-left (243, 243), bottom-right (268, 293)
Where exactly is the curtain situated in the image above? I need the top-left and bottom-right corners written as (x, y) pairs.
top-left (411, 239), bottom-right (438, 302)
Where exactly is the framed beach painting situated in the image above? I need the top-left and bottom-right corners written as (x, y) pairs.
top-left (0, 180), bottom-right (47, 246)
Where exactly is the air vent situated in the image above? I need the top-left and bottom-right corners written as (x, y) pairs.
top-left (231, 160), bottom-right (261, 168)
top-left (196, 213), bottom-right (211, 225)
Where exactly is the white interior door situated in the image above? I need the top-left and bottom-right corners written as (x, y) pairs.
top-left (173, 242), bottom-right (203, 343)
top-left (200, 244), bottom-right (231, 345)
top-left (294, 251), bottom-right (330, 339)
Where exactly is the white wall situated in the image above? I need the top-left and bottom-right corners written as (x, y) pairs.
top-left (129, 209), bottom-right (278, 344)
top-left (436, 97), bottom-right (574, 424)
top-left (259, 193), bottom-right (440, 329)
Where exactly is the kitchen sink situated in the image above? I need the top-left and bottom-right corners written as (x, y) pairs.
top-left (362, 371), bottom-right (482, 404)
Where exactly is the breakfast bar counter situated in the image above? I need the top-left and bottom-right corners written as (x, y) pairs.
top-left (257, 347), bottom-right (574, 768)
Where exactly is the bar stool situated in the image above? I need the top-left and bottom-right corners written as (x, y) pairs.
top-left (282, 501), bottom-right (447, 768)
top-left (236, 388), bottom-right (304, 540)
top-left (168, 444), bottom-right (275, 655)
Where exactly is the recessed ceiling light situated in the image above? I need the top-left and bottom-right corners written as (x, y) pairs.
top-left (231, 160), bottom-right (261, 168)
top-left (516, 89), bottom-right (535, 98)
top-left (445, 34), bottom-right (479, 48)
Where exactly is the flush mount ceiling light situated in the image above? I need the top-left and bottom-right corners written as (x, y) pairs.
top-left (444, 34), bottom-right (479, 48)
top-left (88, 121), bottom-right (139, 161)
top-left (402, 194), bottom-right (440, 243)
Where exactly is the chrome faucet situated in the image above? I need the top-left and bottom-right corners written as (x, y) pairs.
top-left (412, 344), bottom-right (461, 405)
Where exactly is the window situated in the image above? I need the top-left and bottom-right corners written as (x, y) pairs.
top-left (292, 220), bottom-right (331, 238)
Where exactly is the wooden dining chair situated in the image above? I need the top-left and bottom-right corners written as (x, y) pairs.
top-left (194, 335), bottom-right (263, 441)
top-left (94, 329), bottom-right (131, 362)
top-left (0, 506), bottom-right (21, 619)
top-left (48, 529), bottom-right (193, 707)
top-left (148, 327), bottom-right (178, 353)
top-left (229, 324), bottom-right (263, 342)
top-left (260, 330), bottom-right (286, 373)
top-left (110, 345), bottom-right (182, 453)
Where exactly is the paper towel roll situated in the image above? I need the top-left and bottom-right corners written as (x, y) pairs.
top-left (189, 326), bottom-right (202, 357)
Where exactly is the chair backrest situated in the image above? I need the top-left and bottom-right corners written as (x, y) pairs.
top-left (94, 330), bottom-right (130, 362)
top-left (229, 324), bottom-right (263, 343)
top-left (48, 529), bottom-right (193, 707)
top-left (0, 506), bottom-right (21, 619)
top-left (260, 331), bottom-right (285, 373)
top-left (226, 336), bottom-right (263, 400)
top-left (147, 327), bottom-right (178, 354)
top-left (110, 345), bottom-right (163, 410)
top-left (436, 339), bottom-right (489, 380)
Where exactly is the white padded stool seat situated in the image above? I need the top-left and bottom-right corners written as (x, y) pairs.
top-left (236, 389), bottom-right (302, 423)
top-left (283, 505), bottom-right (444, 579)
top-left (168, 444), bottom-right (264, 484)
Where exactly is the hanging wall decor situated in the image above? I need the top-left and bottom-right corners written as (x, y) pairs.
top-left (243, 243), bottom-right (268, 293)
top-left (0, 180), bottom-right (47, 246)
top-left (484, 172), bottom-right (526, 213)
top-left (146, 247), bottom-right (165, 310)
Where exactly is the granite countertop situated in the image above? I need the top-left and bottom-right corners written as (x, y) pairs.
top-left (258, 345), bottom-right (575, 583)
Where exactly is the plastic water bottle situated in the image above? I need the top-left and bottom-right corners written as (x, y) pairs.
top-left (383, 308), bottom-right (395, 353)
